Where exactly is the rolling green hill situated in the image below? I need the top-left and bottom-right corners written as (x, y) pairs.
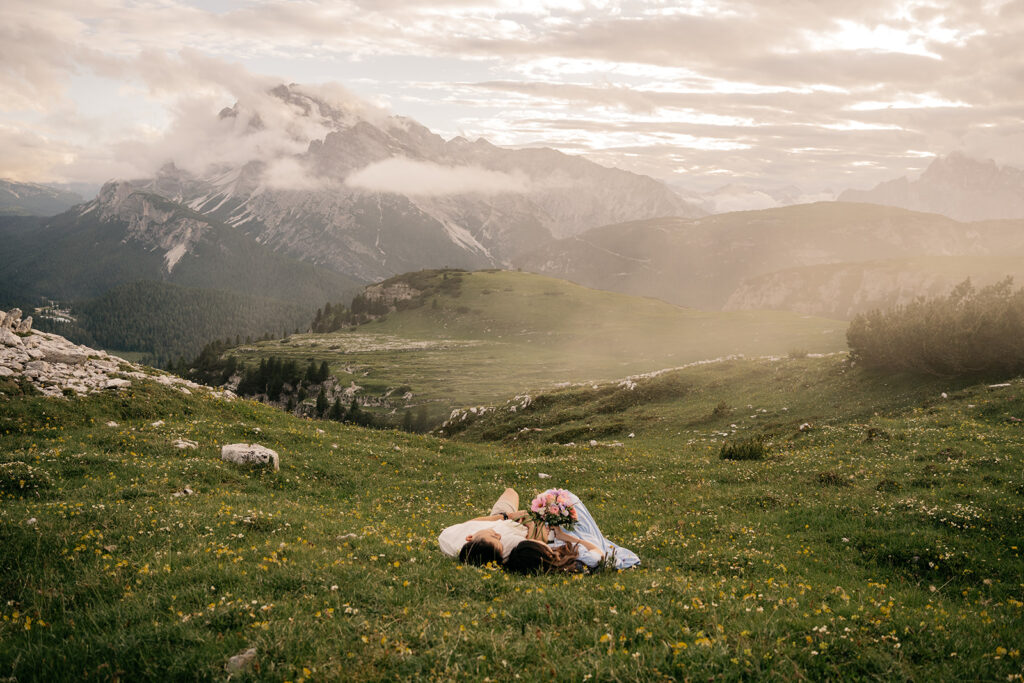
top-left (1, 351), bottom-right (1022, 679)
top-left (226, 269), bottom-right (846, 421)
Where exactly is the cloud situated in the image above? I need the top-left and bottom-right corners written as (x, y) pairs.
top-left (1, 0), bottom-right (1023, 194)
top-left (345, 157), bottom-right (531, 195)
top-left (262, 157), bottom-right (331, 191)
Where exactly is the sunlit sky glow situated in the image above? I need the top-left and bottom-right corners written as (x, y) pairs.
top-left (2, 0), bottom-right (1023, 193)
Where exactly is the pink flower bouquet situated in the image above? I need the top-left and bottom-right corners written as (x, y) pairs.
top-left (529, 488), bottom-right (578, 530)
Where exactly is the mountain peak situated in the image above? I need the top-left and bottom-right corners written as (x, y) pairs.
top-left (838, 152), bottom-right (1024, 221)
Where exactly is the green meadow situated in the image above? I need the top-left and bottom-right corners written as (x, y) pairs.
top-left (2, 352), bottom-right (1023, 680)
top-left (227, 270), bottom-right (845, 420)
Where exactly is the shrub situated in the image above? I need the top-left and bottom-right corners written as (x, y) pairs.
top-left (847, 277), bottom-right (1024, 377)
top-left (817, 470), bottom-right (851, 487)
top-left (720, 437), bottom-right (767, 461)
top-left (0, 461), bottom-right (54, 495)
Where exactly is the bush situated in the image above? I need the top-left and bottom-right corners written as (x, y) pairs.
top-left (817, 471), bottom-right (851, 487)
top-left (0, 461), bottom-right (54, 495)
top-left (847, 277), bottom-right (1024, 377)
top-left (720, 437), bottom-right (767, 461)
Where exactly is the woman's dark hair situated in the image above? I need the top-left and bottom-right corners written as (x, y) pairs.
top-left (458, 540), bottom-right (502, 566)
top-left (504, 540), bottom-right (580, 574)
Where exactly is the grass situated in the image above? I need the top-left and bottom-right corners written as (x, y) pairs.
top-left (1, 354), bottom-right (1023, 680)
top-left (228, 270), bottom-right (845, 422)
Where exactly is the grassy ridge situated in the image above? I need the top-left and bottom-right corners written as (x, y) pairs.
top-left (1, 356), bottom-right (1023, 680)
top-left (231, 270), bottom-right (845, 421)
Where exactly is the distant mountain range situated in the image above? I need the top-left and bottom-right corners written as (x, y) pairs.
top-left (518, 202), bottom-right (1024, 318)
top-left (121, 85), bottom-right (704, 283)
top-left (674, 183), bottom-right (835, 214)
top-left (0, 179), bottom-right (82, 216)
top-left (839, 153), bottom-right (1024, 222)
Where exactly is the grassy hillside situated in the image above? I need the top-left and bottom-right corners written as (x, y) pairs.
top-left (517, 202), bottom-right (1024, 311)
top-left (228, 270), bottom-right (845, 421)
top-left (726, 254), bottom-right (1024, 319)
top-left (2, 355), bottom-right (1022, 679)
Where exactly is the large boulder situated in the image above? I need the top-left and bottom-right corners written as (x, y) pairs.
top-left (0, 328), bottom-right (20, 347)
top-left (220, 443), bottom-right (279, 471)
top-left (2, 309), bottom-right (21, 330)
top-left (15, 316), bottom-right (32, 334)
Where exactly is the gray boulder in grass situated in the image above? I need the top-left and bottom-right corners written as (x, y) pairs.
top-left (221, 443), bottom-right (280, 471)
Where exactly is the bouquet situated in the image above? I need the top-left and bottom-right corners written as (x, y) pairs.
top-left (528, 489), bottom-right (578, 531)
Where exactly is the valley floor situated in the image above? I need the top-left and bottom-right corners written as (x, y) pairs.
top-left (1, 356), bottom-right (1022, 680)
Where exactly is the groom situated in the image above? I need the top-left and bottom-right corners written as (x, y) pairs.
top-left (437, 488), bottom-right (530, 565)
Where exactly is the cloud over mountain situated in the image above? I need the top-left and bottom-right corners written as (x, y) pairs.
top-left (345, 158), bottom-right (531, 196)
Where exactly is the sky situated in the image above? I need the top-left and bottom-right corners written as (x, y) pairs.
top-left (2, 0), bottom-right (1023, 195)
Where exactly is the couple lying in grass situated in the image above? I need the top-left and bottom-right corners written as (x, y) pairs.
top-left (438, 488), bottom-right (640, 573)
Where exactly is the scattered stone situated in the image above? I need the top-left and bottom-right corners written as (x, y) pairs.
top-left (989, 383), bottom-right (1011, 388)
top-left (172, 486), bottom-right (194, 498)
top-left (799, 423), bottom-right (812, 432)
top-left (104, 378), bottom-right (131, 390)
top-left (173, 439), bottom-right (198, 450)
top-left (150, 420), bottom-right (165, 428)
top-left (106, 421), bottom-right (119, 427)
top-left (940, 392), bottom-right (948, 399)
top-left (538, 472), bottom-right (552, 479)
top-left (628, 432), bottom-right (635, 438)
top-left (26, 518), bottom-right (37, 526)
top-left (221, 443), bottom-right (280, 472)
top-left (0, 366), bottom-right (14, 378)
top-left (103, 545), bottom-right (117, 552)
top-left (336, 533), bottom-right (358, 541)
top-left (179, 387), bottom-right (191, 395)
top-left (225, 647), bottom-right (258, 674)
top-left (589, 439), bottom-right (598, 446)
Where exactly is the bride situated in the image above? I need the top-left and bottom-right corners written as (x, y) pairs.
top-left (504, 489), bottom-right (640, 573)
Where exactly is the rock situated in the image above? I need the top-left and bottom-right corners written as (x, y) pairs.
top-left (15, 316), bottom-right (32, 334)
top-left (150, 420), bottom-right (165, 428)
top-left (221, 443), bottom-right (280, 472)
top-left (173, 439), bottom-right (198, 450)
top-left (104, 378), bottom-right (131, 390)
top-left (0, 328), bottom-right (20, 347)
top-left (172, 485), bottom-right (194, 497)
top-left (0, 366), bottom-right (14, 378)
top-left (44, 350), bottom-right (87, 365)
top-left (106, 421), bottom-right (119, 427)
top-left (538, 472), bottom-right (552, 479)
top-left (26, 518), bottom-right (37, 526)
top-left (225, 647), bottom-right (257, 673)
top-left (3, 309), bottom-right (21, 330)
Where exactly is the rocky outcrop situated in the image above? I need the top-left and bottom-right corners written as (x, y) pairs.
top-left (0, 309), bottom-right (232, 399)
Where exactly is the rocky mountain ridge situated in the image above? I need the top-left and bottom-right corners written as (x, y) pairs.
top-left (119, 85), bottom-right (704, 282)
top-left (839, 153), bottom-right (1024, 222)
top-left (0, 179), bottom-right (82, 217)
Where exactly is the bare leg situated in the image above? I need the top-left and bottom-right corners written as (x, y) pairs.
top-left (489, 487), bottom-right (519, 516)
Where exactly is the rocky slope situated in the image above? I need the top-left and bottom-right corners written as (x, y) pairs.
top-left (0, 308), bottom-right (223, 399)
top-left (839, 153), bottom-right (1024, 222)
top-left (0, 184), bottom-right (360, 303)
top-left (123, 85), bottom-right (703, 282)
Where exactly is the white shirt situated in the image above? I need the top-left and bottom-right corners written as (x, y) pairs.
top-left (438, 519), bottom-right (527, 560)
